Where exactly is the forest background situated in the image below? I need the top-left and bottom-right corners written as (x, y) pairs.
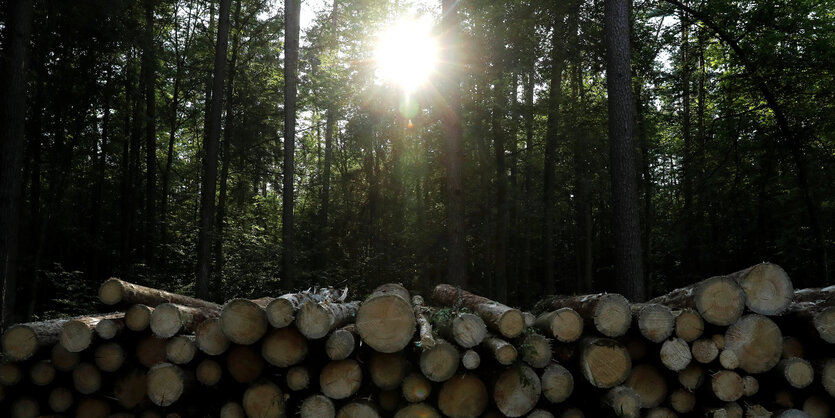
top-left (0, 0), bottom-right (833, 327)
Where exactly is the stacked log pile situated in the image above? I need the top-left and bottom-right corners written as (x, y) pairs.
top-left (0, 263), bottom-right (833, 417)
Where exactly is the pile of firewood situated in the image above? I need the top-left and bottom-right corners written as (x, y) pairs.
top-left (0, 263), bottom-right (833, 417)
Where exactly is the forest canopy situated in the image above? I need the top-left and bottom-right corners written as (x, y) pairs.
top-left (0, 0), bottom-right (833, 325)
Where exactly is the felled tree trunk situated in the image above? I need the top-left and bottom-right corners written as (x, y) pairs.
top-left (433, 284), bottom-right (524, 338)
top-left (537, 293), bottom-right (631, 337)
top-left (356, 283), bottom-right (416, 353)
top-left (99, 278), bottom-right (220, 309)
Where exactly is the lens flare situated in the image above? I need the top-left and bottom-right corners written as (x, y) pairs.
top-left (374, 17), bottom-right (438, 93)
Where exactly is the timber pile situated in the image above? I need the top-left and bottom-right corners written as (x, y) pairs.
top-left (0, 263), bottom-right (833, 417)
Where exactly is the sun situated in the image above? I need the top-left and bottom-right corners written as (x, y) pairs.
top-left (374, 17), bottom-right (438, 93)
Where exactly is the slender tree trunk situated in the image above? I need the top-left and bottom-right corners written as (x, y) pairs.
top-left (521, 67), bottom-right (534, 302)
top-left (120, 70), bottom-right (134, 269)
top-left (441, 0), bottom-right (466, 287)
top-left (319, 0), bottom-right (338, 267)
top-left (142, 0), bottom-right (157, 267)
top-left (282, 0), bottom-right (301, 289)
top-left (680, 9), bottom-right (696, 278)
top-left (492, 75), bottom-right (508, 302)
top-left (90, 67), bottom-right (112, 283)
top-left (543, 15), bottom-right (564, 296)
top-left (0, 0), bottom-right (33, 330)
top-left (604, 0), bottom-right (645, 301)
top-left (196, 0), bottom-right (233, 299)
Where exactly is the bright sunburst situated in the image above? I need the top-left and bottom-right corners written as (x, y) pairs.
top-left (374, 17), bottom-right (438, 93)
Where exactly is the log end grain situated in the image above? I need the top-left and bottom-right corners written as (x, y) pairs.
top-left (72, 362), bottom-right (102, 395)
top-left (813, 307), bottom-right (835, 343)
top-left (604, 386), bottom-right (641, 418)
top-left (262, 326), bottom-right (308, 367)
top-left (320, 359), bottom-right (363, 400)
top-left (166, 335), bottom-right (197, 365)
top-left (593, 294), bottom-right (631, 338)
top-left (126, 304), bottom-right (154, 331)
top-left (286, 366), bottom-right (311, 391)
top-left (462, 349), bottom-right (481, 370)
top-left (337, 402), bottom-right (381, 418)
top-left (719, 349), bottom-right (739, 370)
top-left (95, 318), bottom-right (124, 339)
top-left (325, 326), bottom-right (356, 360)
top-left (0, 363), bottom-right (23, 386)
top-left (669, 388), bottom-right (695, 413)
top-left (114, 368), bottom-right (147, 409)
top-left (356, 284), bottom-right (416, 353)
top-left (802, 395), bottom-right (831, 418)
top-left (300, 394), bottom-right (336, 418)
top-left (695, 276), bottom-right (745, 326)
top-left (147, 362), bottom-right (189, 407)
top-left (402, 372), bottom-right (432, 403)
top-left (94, 342), bottom-right (126, 372)
top-left (221, 298), bottom-right (268, 345)
top-left (724, 314), bottom-right (782, 374)
top-left (196, 317), bottom-right (230, 356)
top-left (521, 333), bottom-right (553, 368)
top-left (2, 325), bottom-right (38, 361)
top-left (624, 364), bottom-right (667, 408)
top-left (29, 359), bottom-right (56, 386)
top-left (742, 375), bottom-right (759, 397)
top-left (395, 403), bottom-right (440, 418)
top-left (48, 387), bottom-right (74, 413)
top-left (266, 297), bottom-right (295, 328)
top-left (540, 308), bottom-right (584, 342)
top-left (711, 370), bottom-right (743, 402)
top-left (437, 374), bottom-right (488, 418)
top-left (580, 337), bottom-right (632, 388)
top-left (419, 338), bottom-right (460, 382)
top-left (226, 344), bottom-right (264, 383)
top-left (243, 381), bottom-right (285, 418)
top-left (60, 319), bottom-right (95, 352)
top-left (196, 359), bottom-right (222, 386)
top-left (635, 303), bottom-right (674, 343)
top-left (823, 359), bottom-right (835, 397)
top-left (660, 337), bottom-right (692, 372)
top-left (778, 358), bottom-right (814, 389)
top-left (51, 343), bottom-right (80, 372)
top-left (674, 308), bottom-right (704, 342)
top-left (99, 277), bottom-right (126, 305)
top-left (452, 312), bottom-right (488, 348)
top-left (692, 338), bottom-right (719, 364)
top-left (678, 363), bottom-right (704, 391)
top-left (541, 364), bottom-right (574, 404)
top-left (739, 263), bottom-right (793, 315)
top-left (297, 301), bottom-right (334, 339)
top-left (369, 351), bottom-right (408, 390)
top-left (493, 365), bottom-right (541, 417)
top-left (150, 303), bottom-right (185, 338)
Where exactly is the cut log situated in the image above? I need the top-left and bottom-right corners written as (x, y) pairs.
top-left (28, 359), bottom-right (55, 386)
top-left (603, 386), bottom-right (640, 418)
top-left (402, 372), bottom-right (432, 402)
top-left (0, 363), bottom-right (22, 386)
top-left (2, 318), bottom-right (66, 361)
top-left (220, 402), bottom-right (245, 418)
top-left (262, 326), bottom-right (308, 367)
top-left (712, 333), bottom-right (726, 350)
top-left (369, 350), bottom-right (408, 390)
top-left (535, 308), bottom-right (584, 342)
top-left (669, 388), bottom-right (695, 413)
top-left (395, 403), bottom-right (440, 418)
top-left (325, 324), bottom-right (357, 360)
top-left (95, 316), bottom-right (125, 340)
top-left (10, 397), bottom-right (39, 418)
top-left (300, 394), bottom-right (336, 418)
top-left (433, 284), bottom-right (524, 338)
top-left (645, 407), bottom-right (677, 418)
top-left (776, 358), bottom-right (814, 389)
top-left (147, 362), bottom-right (192, 407)
top-left (677, 363), bottom-right (704, 391)
top-left (320, 359), bottom-right (362, 399)
top-left (357, 283), bottom-right (416, 353)
top-left (692, 338), bottom-right (719, 364)
top-left (541, 363), bottom-right (574, 403)
top-left (99, 277), bottom-right (221, 309)
top-left (94, 341), bottom-right (126, 372)
top-left (578, 337), bottom-right (631, 388)
top-left (196, 358), bottom-right (222, 386)
top-left (420, 338), bottom-right (460, 381)
top-left (166, 335), bottom-right (197, 365)
top-left (775, 389), bottom-right (796, 409)
top-left (559, 407), bottom-right (585, 418)
top-left (730, 263), bottom-right (794, 315)
top-left (660, 337), bottom-right (692, 372)
top-left (286, 365), bottom-right (310, 391)
top-left (520, 332), bottom-right (552, 368)
top-left (720, 349), bottom-right (740, 370)
top-left (226, 344), bottom-right (264, 383)
top-left (265, 288), bottom-right (345, 328)
top-left (819, 359), bottom-right (835, 397)
top-left (136, 335), bottom-right (168, 367)
top-left (462, 349), bottom-right (480, 370)
top-left (75, 396), bottom-right (111, 418)
top-left (624, 337), bottom-right (647, 362)
top-left (624, 364), bottom-right (667, 408)
top-left (60, 312), bottom-right (123, 352)
top-left (802, 396), bottom-right (831, 418)
top-left (437, 374), bottom-right (488, 418)
top-left (481, 335), bottom-right (517, 366)
top-left (412, 295), bottom-right (437, 350)
top-left (742, 375), bottom-right (759, 396)
top-left (781, 336), bottom-right (804, 359)
top-left (73, 362), bottom-right (102, 395)
top-left (296, 300), bottom-right (359, 339)
top-left (150, 302), bottom-right (220, 338)
top-left (114, 368), bottom-right (147, 408)
top-left (195, 317), bottom-right (230, 355)
top-left (631, 303), bottom-right (674, 343)
top-left (724, 314), bottom-right (782, 374)
top-left (436, 311), bottom-right (488, 348)
top-left (538, 293), bottom-right (631, 338)
top-left (782, 303), bottom-right (835, 344)
top-left (126, 304), bottom-right (154, 331)
top-left (774, 409), bottom-right (812, 418)
top-left (674, 308), bottom-right (704, 342)
top-left (242, 381), bottom-right (285, 418)
top-left (649, 275), bottom-right (745, 326)
top-left (338, 401), bottom-right (381, 418)
top-left (493, 365), bottom-right (541, 417)
top-left (51, 342), bottom-right (80, 371)
top-left (48, 387), bottom-right (74, 413)
top-left (529, 409), bottom-right (555, 418)
top-left (220, 297), bottom-right (272, 345)
top-left (711, 370), bottom-right (743, 402)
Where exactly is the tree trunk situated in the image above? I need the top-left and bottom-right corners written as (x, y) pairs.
top-left (196, 0), bottom-right (232, 299)
top-left (281, 0), bottom-right (301, 289)
top-left (605, 0), bottom-right (645, 301)
top-left (142, 0), bottom-right (157, 267)
top-left (543, 14), bottom-right (563, 297)
top-left (0, 0), bottom-right (33, 330)
top-left (441, 0), bottom-right (466, 287)
top-left (492, 73), bottom-right (508, 302)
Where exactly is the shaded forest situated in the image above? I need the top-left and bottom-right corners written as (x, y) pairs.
top-left (1, 0), bottom-right (834, 326)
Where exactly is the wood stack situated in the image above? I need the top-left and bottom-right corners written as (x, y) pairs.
top-left (0, 263), bottom-right (833, 417)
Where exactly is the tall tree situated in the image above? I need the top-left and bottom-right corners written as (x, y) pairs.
top-left (441, 0), bottom-right (466, 287)
top-left (0, 0), bottom-right (34, 330)
top-left (196, 0), bottom-right (233, 299)
top-left (282, 0), bottom-right (301, 290)
top-left (543, 12), bottom-right (564, 296)
top-left (142, 0), bottom-right (158, 266)
top-left (605, 0), bottom-right (645, 301)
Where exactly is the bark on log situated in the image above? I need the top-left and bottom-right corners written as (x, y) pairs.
top-left (94, 341), bottom-right (126, 372)
top-left (265, 288), bottom-right (345, 328)
top-left (226, 344), bottom-right (264, 383)
top-left (60, 312), bottom-right (123, 352)
top-left (195, 317), bottom-right (230, 355)
top-left (300, 394), bottom-right (336, 418)
top-left (262, 326), bottom-right (308, 367)
top-left (320, 359), bottom-right (362, 399)
top-left (649, 275), bottom-right (745, 326)
top-left (481, 335), bottom-right (517, 366)
top-left (437, 374), bottom-right (488, 418)
top-left (493, 365), bottom-right (541, 417)
top-left (538, 293), bottom-right (631, 337)
top-left (296, 300), bottom-right (359, 339)
top-left (357, 283), bottom-right (416, 353)
top-left (419, 338), bottom-right (459, 382)
top-left (242, 381), bottom-right (285, 418)
top-left (541, 363), bottom-right (574, 403)
top-left (166, 335), bottom-right (197, 365)
top-left (724, 314), bottom-right (782, 374)
top-left (412, 295), bottom-right (436, 350)
top-left (147, 362), bottom-right (192, 407)
top-left (624, 364), bottom-right (667, 408)
top-left (535, 308), bottom-right (584, 342)
top-left (2, 318), bottom-right (66, 361)
top-left (99, 278), bottom-right (221, 309)
top-left (220, 297), bottom-right (272, 345)
top-left (325, 324), bottom-right (357, 360)
top-left (631, 303), bottom-right (674, 343)
top-left (402, 372), bottom-right (432, 402)
top-left (150, 302), bottom-right (220, 338)
top-left (579, 337), bottom-right (631, 388)
top-left (793, 285), bottom-right (835, 304)
top-left (432, 284), bottom-right (524, 338)
top-left (674, 308), bottom-right (704, 342)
